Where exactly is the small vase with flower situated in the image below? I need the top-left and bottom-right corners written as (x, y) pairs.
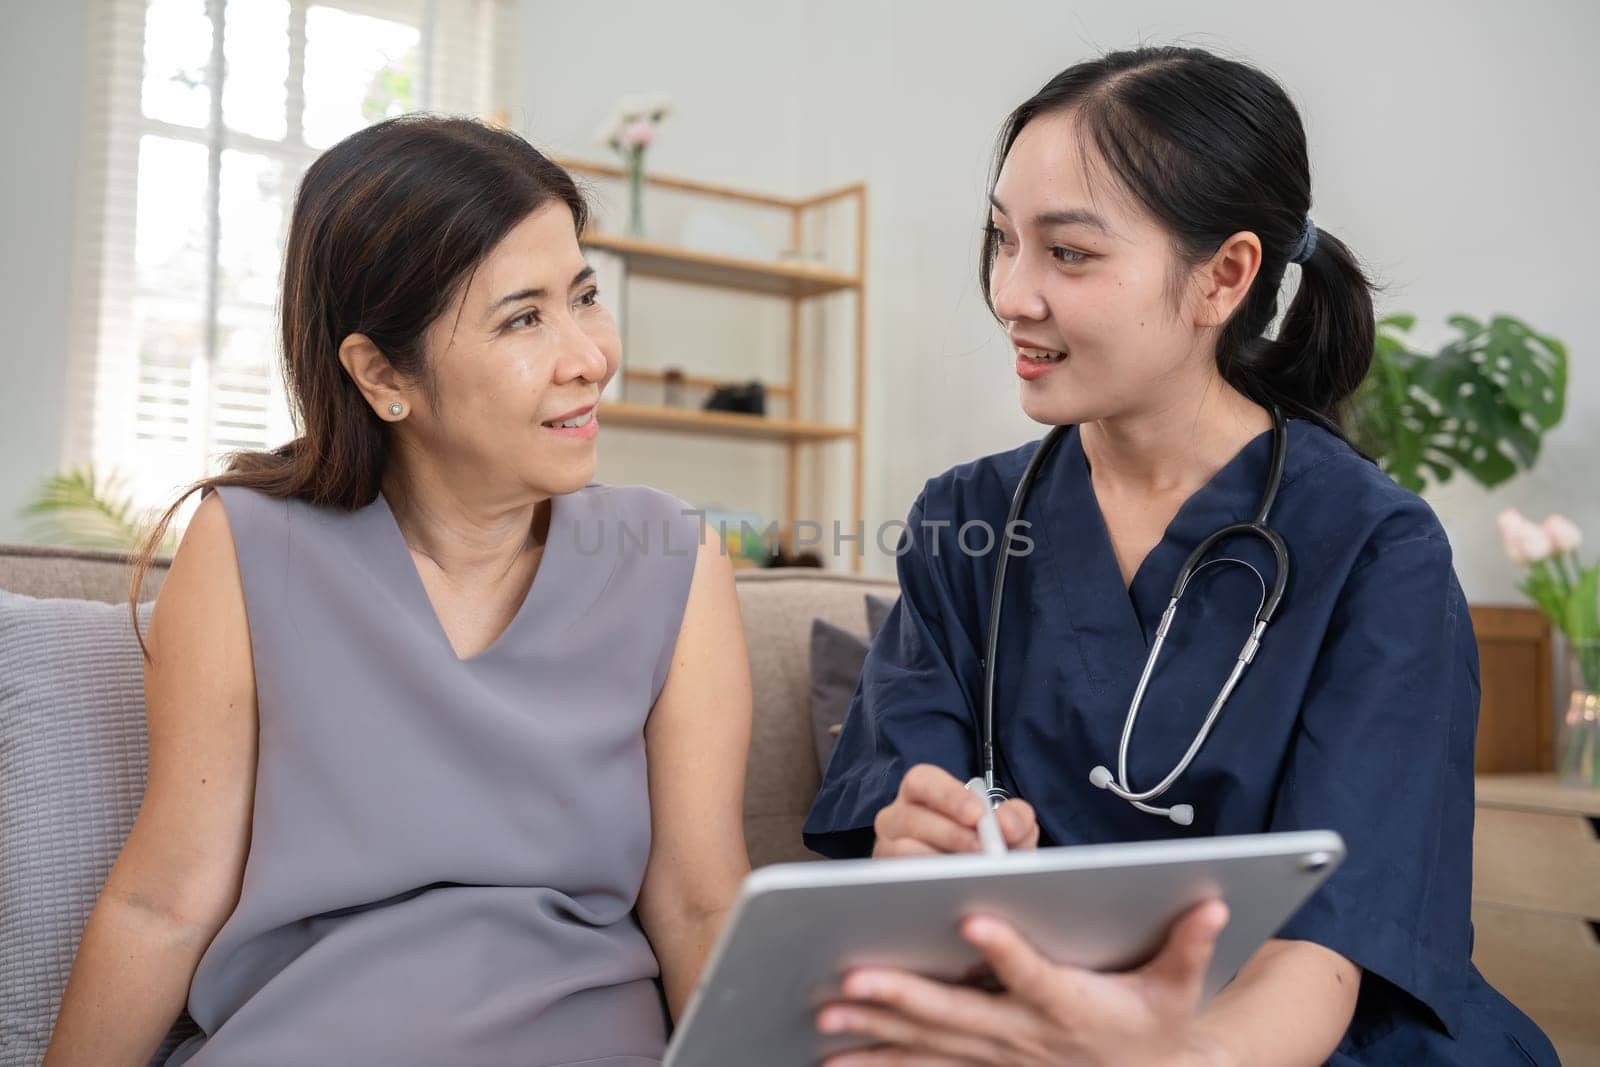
top-left (1497, 509), bottom-right (1600, 786)
top-left (595, 94), bottom-right (671, 238)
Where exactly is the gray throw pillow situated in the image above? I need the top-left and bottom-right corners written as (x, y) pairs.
top-left (807, 619), bottom-right (869, 775)
top-left (0, 589), bottom-right (198, 1065)
top-left (807, 592), bottom-right (899, 775)
top-left (864, 592), bottom-right (897, 638)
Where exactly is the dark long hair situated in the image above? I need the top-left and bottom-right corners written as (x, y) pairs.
top-left (981, 47), bottom-right (1375, 438)
top-left (130, 115), bottom-right (589, 652)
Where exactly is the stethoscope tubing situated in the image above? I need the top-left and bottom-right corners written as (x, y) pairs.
top-left (978, 408), bottom-right (1291, 822)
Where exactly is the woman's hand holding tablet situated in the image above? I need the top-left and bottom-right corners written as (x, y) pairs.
top-left (817, 900), bottom-right (1232, 1067)
top-left (662, 830), bottom-right (1343, 1067)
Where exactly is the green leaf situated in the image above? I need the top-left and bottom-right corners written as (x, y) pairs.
top-left (1569, 563), bottom-right (1600, 642)
top-left (1351, 311), bottom-right (1569, 493)
top-left (20, 467), bottom-right (174, 554)
top-left (1487, 317), bottom-right (1566, 429)
top-left (1520, 575), bottom-right (1566, 625)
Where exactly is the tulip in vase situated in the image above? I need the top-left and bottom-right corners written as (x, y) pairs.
top-left (1498, 510), bottom-right (1600, 786)
top-left (596, 94), bottom-right (670, 238)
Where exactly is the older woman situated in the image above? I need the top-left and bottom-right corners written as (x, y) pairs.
top-left (45, 116), bottom-right (752, 1067)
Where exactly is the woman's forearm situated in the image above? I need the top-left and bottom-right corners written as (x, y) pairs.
top-left (43, 893), bottom-right (214, 1066)
top-left (650, 905), bottom-right (732, 1022)
top-left (1189, 939), bottom-right (1360, 1067)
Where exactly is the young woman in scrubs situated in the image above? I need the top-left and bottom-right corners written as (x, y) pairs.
top-left (804, 47), bottom-right (1556, 1066)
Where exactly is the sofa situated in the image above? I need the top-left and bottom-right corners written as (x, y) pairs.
top-left (5, 542), bottom-right (1588, 1062)
top-left (0, 542), bottom-right (897, 1062)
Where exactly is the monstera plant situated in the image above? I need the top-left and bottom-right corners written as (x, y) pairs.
top-left (1349, 313), bottom-right (1568, 493)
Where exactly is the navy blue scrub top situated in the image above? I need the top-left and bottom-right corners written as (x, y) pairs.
top-left (804, 420), bottom-right (1556, 1065)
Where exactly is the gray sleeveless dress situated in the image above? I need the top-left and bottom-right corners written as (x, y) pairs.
top-left (164, 482), bottom-right (700, 1067)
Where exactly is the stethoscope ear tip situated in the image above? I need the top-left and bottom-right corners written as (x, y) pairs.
top-left (1088, 765), bottom-right (1114, 790)
top-left (1168, 804), bottom-right (1195, 826)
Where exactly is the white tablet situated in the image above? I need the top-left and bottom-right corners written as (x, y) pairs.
top-left (664, 830), bottom-right (1344, 1067)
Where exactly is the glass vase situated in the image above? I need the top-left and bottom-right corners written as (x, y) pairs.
top-left (625, 152), bottom-right (645, 238)
top-left (1555, 636), bottom-right (1600, 788)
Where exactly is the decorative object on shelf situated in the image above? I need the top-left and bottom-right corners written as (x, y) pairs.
top-left (1497, 509), bottom-right (1600, 786)
top-left (1558, 640), bottom-right (1600, 787)
top-left (766, 547), bottom-right (823, 569)
top-left (20, 468), bottom-right (175, 554)
top-left (595, 93), bottom-right (670, 238)
top-left (703, 381), bottom-right (766, 416)
top-left (1350, 313), bottom-right (1568, 493)
top-left (662, 367), bottom-right (687, 408)
top-left (700, 507), bottom-right (775, 568)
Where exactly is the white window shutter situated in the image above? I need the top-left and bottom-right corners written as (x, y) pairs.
top-left (64, 0), bottom-right (509, 514)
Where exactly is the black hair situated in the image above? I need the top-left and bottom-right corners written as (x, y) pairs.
top-left (981, 47), bottom-right (1375, 438)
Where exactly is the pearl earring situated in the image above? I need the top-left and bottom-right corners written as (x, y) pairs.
top-left (388, 402), bottom-right (404, 417)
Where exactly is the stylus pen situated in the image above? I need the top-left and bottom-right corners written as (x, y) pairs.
top-left (965, 777), bottom-right (1008, 856)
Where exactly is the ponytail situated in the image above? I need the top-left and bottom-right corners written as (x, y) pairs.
top-left (1222, 225), bottom-right (1376, 437)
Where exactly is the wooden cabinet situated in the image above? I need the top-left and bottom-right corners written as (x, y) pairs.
top-left (1470, 607), bottom-right (1555, 773)
top-left (1472, 773), bottom-right (1600, 1064)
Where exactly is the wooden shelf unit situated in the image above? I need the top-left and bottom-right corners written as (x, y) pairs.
top-left (581, 233), bottom-right (859, 298)
top-left (600, 402), bottom-right (858, 443)
top-left (556, 155), bottom-right (867, 570)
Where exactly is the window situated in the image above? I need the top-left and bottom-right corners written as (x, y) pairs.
top-left (63, 0), bottom-right (502, 511)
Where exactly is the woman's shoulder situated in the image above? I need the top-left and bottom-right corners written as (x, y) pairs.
top-left (1283, 420), bottom-right (1453, 573)
top-left (571, 481), bottom-right (694, 519)
top-left (208, 482), bottom-right (336, 529)
top-left (915, 436), bottom-right (1046, 519)
top-left (559, 482), bottom-right (704, 569)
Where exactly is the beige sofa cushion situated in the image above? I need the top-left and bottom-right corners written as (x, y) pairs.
top-left (733, 571), bottom-right (897, 867)
top-left (0, 545), bottom-right (167, 604)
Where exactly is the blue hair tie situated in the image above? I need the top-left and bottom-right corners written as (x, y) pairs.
top-left (1290, 215), bottom-right (1318, 265)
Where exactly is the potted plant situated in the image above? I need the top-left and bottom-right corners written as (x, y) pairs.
top-left (1348, 313), bottom-right (1567, 492)
top-left (19, 468), bottom-right (176, 554)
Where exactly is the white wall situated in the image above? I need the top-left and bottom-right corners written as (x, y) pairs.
top-left (4, 1), bottom-right (1594, 603)
top-left (0, 0), bottom-right (90, 543)
top-left (512, 0), bottom-right (1599, 599)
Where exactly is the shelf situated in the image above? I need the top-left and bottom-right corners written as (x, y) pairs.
top-left (583, 232), bottom-right (860, 298)
top-left (599, 402), bottom-right (857, 442)
top-left (622, 366), bottom-right (793, 401)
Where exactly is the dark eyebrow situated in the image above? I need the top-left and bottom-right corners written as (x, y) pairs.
top-left (989, 194), bottom-right (1112, 235)
top-left (488, 265), bottom-right (598, 314)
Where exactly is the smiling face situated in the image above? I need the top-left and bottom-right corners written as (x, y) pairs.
top-left (394, 200), bottom-right (619, 499)
top-left (987, 109), bottom-right (1222, 428)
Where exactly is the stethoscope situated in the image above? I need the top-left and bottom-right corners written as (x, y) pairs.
top-left (976, 407), bottom-right (1291, 827)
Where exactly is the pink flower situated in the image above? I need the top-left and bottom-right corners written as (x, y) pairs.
top-left (1496, 508), bottom-right (1526, 544)
top-left (1543, 514), bottom-right (1583, 555)
top-left (619, 119), bottom-right (656, 150)
top-left (1497, 508), bottom-right (1553, 565)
